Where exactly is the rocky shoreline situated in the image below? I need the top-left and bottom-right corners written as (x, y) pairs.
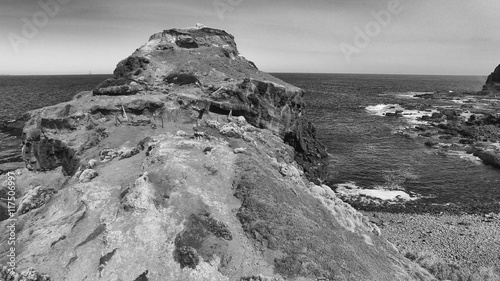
top-left (334, 82), bottom-right (500, 215)
top-left (388, 91), bottom-right (500, 170)
top-left (365, 211), bottom-right (500, 278)
top-left (327, 69), bottom-right (500, 278)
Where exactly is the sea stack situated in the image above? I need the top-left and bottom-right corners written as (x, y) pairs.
top-left (0, 26), bottom-right (434, 280)
top-left (483, 64), bottom-right (500, 93)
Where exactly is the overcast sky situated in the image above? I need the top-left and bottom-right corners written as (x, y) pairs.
top-left (1, 0), bottom-right (499, 75)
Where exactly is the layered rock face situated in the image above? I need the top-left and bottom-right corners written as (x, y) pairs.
top-left (483, 64), bottom-right (500, 93)
top-left (23, 26), bottom-right (327, 183)
top-left (1, 26), bottom-right (435, 280)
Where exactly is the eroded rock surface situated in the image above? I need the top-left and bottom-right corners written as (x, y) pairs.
top-left (2, 25), bottom-right (436, 280)
top-left (483, 64), bottom-right (500, 93)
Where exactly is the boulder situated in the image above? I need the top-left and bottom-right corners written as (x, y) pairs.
top-left (88, 159), bottom-right (97, 169)
top-left (17, 186), bottom-right (56, 214)
top-left (118, 147), bottom-right (140, 159)
top-left (473, 149), bottom-right (500, 168)
top-left (78, 169), bottom-right (98, 183)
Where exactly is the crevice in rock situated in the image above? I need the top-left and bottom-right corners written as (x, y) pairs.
top-left (133, 270), bottom-right (149, 281)
top-left (50, 235), bottom-right (67, 247)
top-left (76, 224), bottom-right (106, 248)
top-left (99, 248), bottom-right (118, 276)
top-left (208, 104), bottom-right (247, 117)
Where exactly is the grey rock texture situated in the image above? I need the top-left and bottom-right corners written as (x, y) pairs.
top-left (483, 64), bottom-right (500, 93)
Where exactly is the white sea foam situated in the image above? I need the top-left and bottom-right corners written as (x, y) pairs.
top-left (365, 103), bottom-right (439, 124)
top-left (365, 104), bottom-right (400, 116)
top-left (400, 92), bottom-right (434, 99)
top-left (336, 182), bottom-right (418, 202)
top-left (447, 151), bottom-right (482, 164)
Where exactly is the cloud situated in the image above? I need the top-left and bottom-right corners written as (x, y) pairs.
top-left (2, 0), bottom-right (500, 74)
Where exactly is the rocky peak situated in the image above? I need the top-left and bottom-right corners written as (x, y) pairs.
top-left (483, 64), bottom-right (500, 93)
top-left (108, 26), bottom-right (269, 87)
top-left (89, 26), bottom-right (328, 182)
top-left (148, 27), bottom-right (238, 52)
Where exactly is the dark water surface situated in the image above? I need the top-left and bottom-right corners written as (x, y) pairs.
top-left (274, 73), bottom-right (499, 213)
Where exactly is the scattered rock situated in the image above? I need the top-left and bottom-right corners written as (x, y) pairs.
top-left (176, 131), bottom-right (187, 137)
top-left (119, 147), bottom-right (140, 159)
top-left (193, 131), bottom-right (206, 139)
top-left (0, 267), bottom-right (51, 281)
top-left (278, 163), bottom-right (301, 178)
top-left (205, 120), bottom-right (221, 129)
top-left (79, 169), bottom-right (98, 183)
top-left (234, 148), bottom-right (246, 154)
top-left (18, 186), bottom-right (56, 214)
top-left (220, 123), bottom-right (243, 138)
top-left (100, 148), bottom-right (120, 162)
top-left (88, 159), bottom-right (97, 169)
top-left (100, 143), bottom-right (141, 162)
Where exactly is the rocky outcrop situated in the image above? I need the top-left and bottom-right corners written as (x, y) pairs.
top-left (3, 26), bottom-right (436, 280)
top-left (17, 186), bottom-right (56, 214)
top-left (483, 64), bottom-right (500, 93)
top-left (21, 128), bottom-right (79, 176)
top-left (0, 267), bottom-right (50, 281)
top-left (23, 26), bottom-right (327, 184)
top-left (473, 149), bottom-right (500, 169)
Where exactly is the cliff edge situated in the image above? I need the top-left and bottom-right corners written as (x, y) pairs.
top-left (0, 26), bottom-right (434, 281)
top-left (483, 64), bottom-right (500, 93)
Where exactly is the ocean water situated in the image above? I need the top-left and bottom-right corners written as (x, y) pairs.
top-left (274, 73), bottom-right (499, 213)
top-left (1, 73), bottom-right (499, 213)
top-left (0, 75), bottom-right (111, 172)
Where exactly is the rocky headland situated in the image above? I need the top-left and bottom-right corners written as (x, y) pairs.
top-left (0, 26), bottom-right (437, 280)
top-left (483, 64), bottom-right (500, 94)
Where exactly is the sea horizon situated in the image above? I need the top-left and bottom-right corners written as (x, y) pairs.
top-left (0, 72), bottom-right (489, 77)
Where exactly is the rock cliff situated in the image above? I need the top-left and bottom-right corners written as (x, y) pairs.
top-left (483, 64), bottom-right (500, 93)
top-left (0, 26), bottom-right (435, 280)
